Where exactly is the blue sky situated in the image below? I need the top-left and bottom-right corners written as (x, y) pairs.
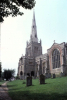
top-left (1, 0), bottom-right (67, 75)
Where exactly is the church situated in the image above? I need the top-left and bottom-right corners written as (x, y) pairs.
top-left (18, 11), bottom-right (67, 79)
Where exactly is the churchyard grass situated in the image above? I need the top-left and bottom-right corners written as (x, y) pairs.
top-left (7, 77), bottom-right (67, 100)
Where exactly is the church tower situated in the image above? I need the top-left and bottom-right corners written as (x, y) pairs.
top-left (26, 10), bottom-right (42, 57)
top-left (30, 10), bottom-right (38, 43)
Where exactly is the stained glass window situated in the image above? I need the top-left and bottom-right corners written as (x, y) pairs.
top-left (52, 49), bottom-right (60, 69)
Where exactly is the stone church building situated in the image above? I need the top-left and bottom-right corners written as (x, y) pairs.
top-left (18, 11), bottom-right (67, 79)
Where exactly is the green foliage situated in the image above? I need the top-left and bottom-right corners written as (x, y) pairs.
top-left (0, 0), bottom-right (35, 22)
top-left (15, 75), bottom-right (20, 80)
top-left (1, 72), bottom-right (4, 79)
top-left (0, 80), bottom-right (5, 85)
top-left (7, 77), bottom-right (67, 100)
top-left (0, 62), bottom-right (2, 78)
top-left (3, 69), bottom-right (15, 80)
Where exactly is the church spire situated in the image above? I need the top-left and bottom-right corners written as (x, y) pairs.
top-left (30, 10), bottom-right (38, 42)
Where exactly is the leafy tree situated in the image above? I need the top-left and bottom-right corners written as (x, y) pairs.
top-left (1, 72), bottom-right (4, 80)
top-left (15, 74), bottom-right (20, 79)
top-left (0, 62), bottom-right (2, 78)
top-left (0, 0), bottom-right (35, 22)
top-left (3, 69), bottom-right (15, 80)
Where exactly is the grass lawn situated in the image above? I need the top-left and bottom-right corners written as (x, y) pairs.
top-left (0, 80), bottom-right (6, 86)
top-left (7, 77), bottom-right (67, 100)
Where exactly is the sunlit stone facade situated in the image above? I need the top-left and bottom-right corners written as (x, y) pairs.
top-left (18, 11), bottom-right (67, 79)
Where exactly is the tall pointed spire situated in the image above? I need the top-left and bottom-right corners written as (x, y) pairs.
top-left (30, 10), bottom-right (38, 42)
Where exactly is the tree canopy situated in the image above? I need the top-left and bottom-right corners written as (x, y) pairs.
top-left (3, 69), bottom-right (15, 80)
top-left (0, 62), bottom-right (2, 78)
top-left (0, 0), bottom-right (35, 22)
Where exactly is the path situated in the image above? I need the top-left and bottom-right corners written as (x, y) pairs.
top-left (0, 81), bottom-right (12, 100)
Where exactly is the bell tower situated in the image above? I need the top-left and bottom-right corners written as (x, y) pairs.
top-left (26, 10), bottom-right (42, 57)
top-left (30, 10), bottom-right (38, 43)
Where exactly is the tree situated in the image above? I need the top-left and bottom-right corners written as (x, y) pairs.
top-left (1, 72), bottom-right (4, 80)
top-left (0, 62), bottom-right (2, 78)
top-left (3, 69), bottom-right (15, 80)
top-left (0, 0), bottom-right (35, 22)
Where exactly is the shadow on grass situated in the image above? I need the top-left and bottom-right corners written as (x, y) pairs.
top-left (9, 90), bottom-right (67, 100)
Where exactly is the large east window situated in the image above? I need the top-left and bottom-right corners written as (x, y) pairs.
top-left (52, 49), bottom-right (60, 69)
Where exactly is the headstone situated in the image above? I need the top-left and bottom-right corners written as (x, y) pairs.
top-left (45, 73), bottom-right (51, 78)
top-left (52, 74), bottom-right (56, 78)
top-left (39, 58), bottom-right (42, 75)
top-left (26, 76), bottom-right (32, 86)
top-left (39, 74), bottom-right (45, 84)
top-left (34, 76), bottom-right (36, 79)
top-left (60, 72), bottom-right (65, 76)
top-left (45, 73), bottom-right (48, 78)
top-left (60, 72), bottom-right (63, 77)
top-left (48, 73), bottom-right (51, 78)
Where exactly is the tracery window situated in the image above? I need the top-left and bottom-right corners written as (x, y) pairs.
top-left (52, 49), bottom-right (60, 69)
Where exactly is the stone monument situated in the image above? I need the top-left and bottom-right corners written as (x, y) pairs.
top-left (39, 74), bottom-right (45, 84)
top-left (52, 73), bottom-right (56, 78)
top-left (26, 76), bottom-right (32, 86)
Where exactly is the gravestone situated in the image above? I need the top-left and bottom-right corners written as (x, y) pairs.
top-left (52, 74), bottom-right (56, 78)
top-left (45, 73), bottom-right (51, 78)
top-left (60, 72), bottom-right (65, 77)
top-left (39, 74), bottom-right (45, 84)
top-left (60, 72), bottom-right (63, 77)
top-left (48, 73), bottom-right (51, 78)
top-left (45, 73), bottom-right (48, 78)
top-left (26, 76), bottom-right (32, 86)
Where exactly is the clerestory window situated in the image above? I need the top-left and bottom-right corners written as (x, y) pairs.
top-left (52, 49), bottom-right (60, 69)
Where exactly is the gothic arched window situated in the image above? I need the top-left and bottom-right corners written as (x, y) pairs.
top-left (52, 49), bottom-right (60, 69)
